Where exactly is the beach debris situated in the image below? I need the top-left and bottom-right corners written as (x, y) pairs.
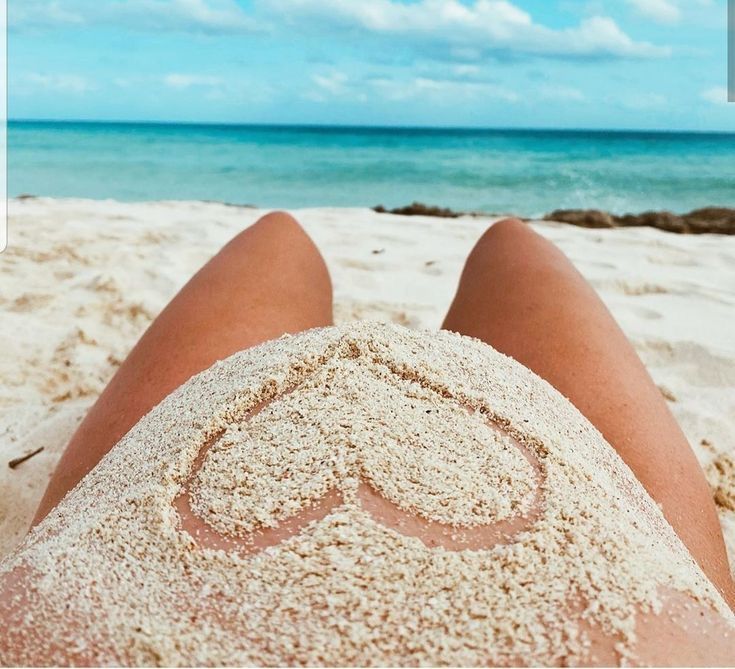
top-left (657, 385), bottom-right (677, 402)
top-left (546, 209), bottom-right (615, 228)
top-left (706, 453), bottom-right (735, 512)
top-left (700, 438), bottom-right (715, 452)
top-left (202, 200), bottom-right (257, 209)
top-left (372, 201), bottom-right (735, 234)
top-left (8, 447), bottom-right (45, 470)
top-left (546, 207), bottom-right (735, 235)
top-left (373, 202), bottom-right (462, 218)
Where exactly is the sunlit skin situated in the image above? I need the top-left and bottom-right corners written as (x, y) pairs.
top-left (1, 212), bottom-right (733, 665)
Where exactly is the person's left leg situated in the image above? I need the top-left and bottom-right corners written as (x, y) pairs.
top-left (34, 211), bottom-right (333, 522)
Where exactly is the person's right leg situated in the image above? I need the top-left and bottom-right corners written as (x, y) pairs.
top-left (442, 218), bottom-right (734, 608)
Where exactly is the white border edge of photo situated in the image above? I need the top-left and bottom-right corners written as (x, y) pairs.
top-left (1, 0), bottom-right (6, 253)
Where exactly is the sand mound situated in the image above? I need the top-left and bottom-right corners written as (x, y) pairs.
top-left (1, 323), bottom-right (731, 666)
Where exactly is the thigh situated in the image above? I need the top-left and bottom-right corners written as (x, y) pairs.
top-left (34, 211), bottom-right (333, 521)
top-left (443, 218), bottom-right (734, 607)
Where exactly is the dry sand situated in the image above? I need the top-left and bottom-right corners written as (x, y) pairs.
top-left (1, 196), bottom-right (734, 579)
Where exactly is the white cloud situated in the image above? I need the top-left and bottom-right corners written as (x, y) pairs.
top-left (10, 0), bottom-right (258, 34)
top-left (369, 76), bottom-right (519, 103)
top-left (625, 0), bottom-right (680, 24)
top-left (305, 69), bottom-right (518, 104)
top-left (700, 86), bottom-right (729, 106)
top-left (265, 0), bottom-right (669, 60)
top-left (557, 16), bottom-right (665, 58)
top-left (20, 73), bottom-right (94, 93)
top-left (164, 73), bottom-right (225, 89)
top-left (10, 0), bottom-right (670, 61)
top-left (452, 64), bottom-right (481, 76)
top-left (619, 92), bottom-right (667, 110)
top-left (538, 85), bottom-right (586, 102)
top-left (312, 71), bottom-right (349, 95)
top-left (11, 1), bottom-right (86, 28)
top-left (306, 71), bottom-right (371, 102)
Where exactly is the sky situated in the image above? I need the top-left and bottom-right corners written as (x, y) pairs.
top-left (8, 0), bottom-right (735, 130)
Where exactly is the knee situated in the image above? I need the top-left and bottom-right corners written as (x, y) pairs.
top-left (468, 217), bottom-right (575, 284)
top-left (252, 210), bottom-right (307, 240)
top-left (215, 209), bottom-right (328, 283)
top-left (468, 218), bottom-right (533, 260)
top-left (245, 210), bottom-right (331, 291)
top-left (481, 217), bottom-right (530, 244)
top-left (225, 210), bottom-right (314, 258)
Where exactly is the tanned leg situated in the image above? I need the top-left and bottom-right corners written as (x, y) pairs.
top-left (34, 211), bottom-right (333, 522)
top-left (443, 218), bottom-right (734, 608)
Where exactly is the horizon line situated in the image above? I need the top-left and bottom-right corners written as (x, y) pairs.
top-left (8, 117), bottom-right (735, 135)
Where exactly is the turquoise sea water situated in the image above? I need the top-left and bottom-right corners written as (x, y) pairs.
top-left (8, 121), bottom-right (735, 217)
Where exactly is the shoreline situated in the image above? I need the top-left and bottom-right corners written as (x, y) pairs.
top-left (1, 197), bottom-right (734, 573)
top-left (12, 195), bottom-right (735, 235)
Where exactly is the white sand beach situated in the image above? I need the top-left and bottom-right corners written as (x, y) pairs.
top-left (1, 196), bottom-right (734, 576)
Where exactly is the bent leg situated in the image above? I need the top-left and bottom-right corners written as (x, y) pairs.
top-left (442, 218), bottom-right (734, 607)
top-left (34, 211), bottom-right (333, 522)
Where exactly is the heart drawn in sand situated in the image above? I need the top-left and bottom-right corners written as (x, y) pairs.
top-left (173, 364), bottom-right (545, 554)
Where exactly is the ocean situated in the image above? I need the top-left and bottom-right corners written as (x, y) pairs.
top-left (8, 121), bottom-right (735, 217)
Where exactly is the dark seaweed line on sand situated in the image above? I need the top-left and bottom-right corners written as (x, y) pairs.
top-left (373, 202), bottom-right (735, 235)
top-left (14, 195), bottom-right (735, 235)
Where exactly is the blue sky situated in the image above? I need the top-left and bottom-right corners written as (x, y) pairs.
top-left (8, 0), bottom-right (734, 130)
